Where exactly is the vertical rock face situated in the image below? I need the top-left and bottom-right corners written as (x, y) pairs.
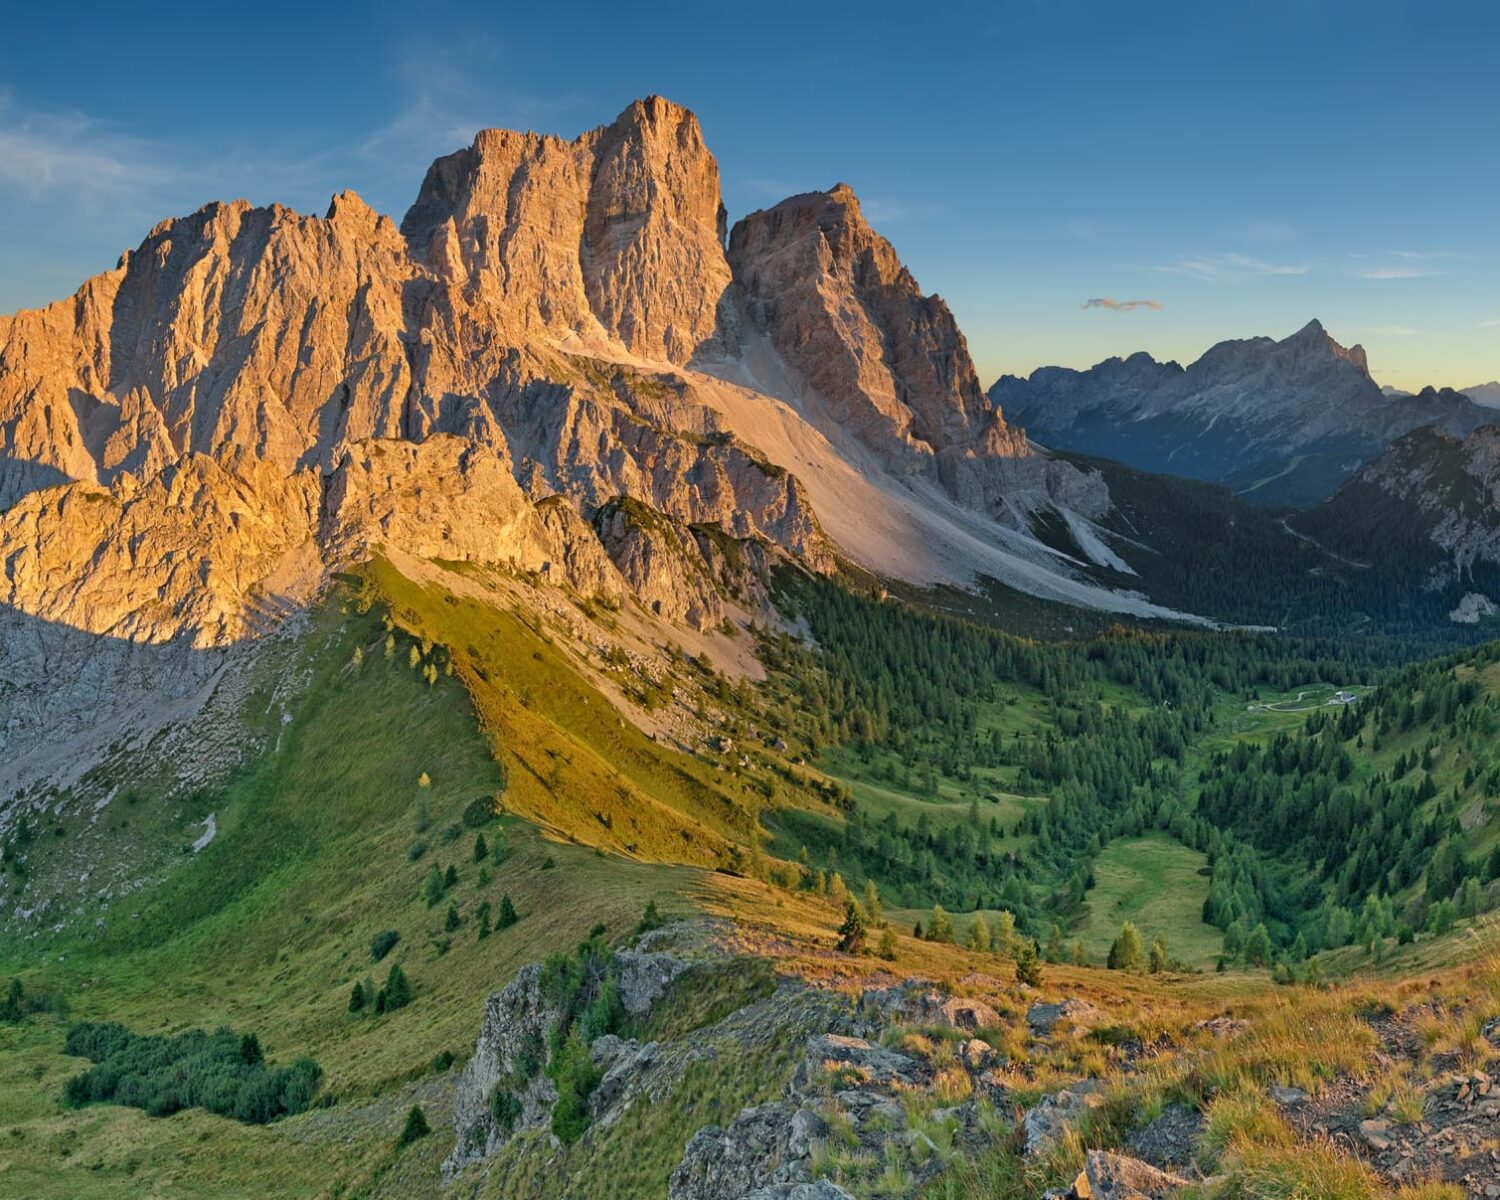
top-left (726, 184), bottom-right (1030, 500)
top-left (402, 95), bottom-right (730, 364)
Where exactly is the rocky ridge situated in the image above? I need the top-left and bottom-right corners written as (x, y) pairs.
top-left (992, 320), bottom-right (1492, 506)
top-left (1290, 423), bottom-right (1500, 619)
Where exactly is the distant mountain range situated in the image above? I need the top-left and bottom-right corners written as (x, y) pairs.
top-left (991, 321), bottom-right (1492, 507)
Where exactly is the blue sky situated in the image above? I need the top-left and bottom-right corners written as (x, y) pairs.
top-left (2, 0), bottom-right (1496, 387)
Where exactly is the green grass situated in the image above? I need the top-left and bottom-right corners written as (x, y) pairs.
top-left (0, 572), bottom-right (707, 1198)
top-left (1073, 835), bottom-right (1222, 969)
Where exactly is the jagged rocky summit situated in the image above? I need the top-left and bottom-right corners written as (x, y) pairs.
top-left (0, 96), bottom-right (1107, 650)
top-left (992, 319), bottom-right (1491, 506)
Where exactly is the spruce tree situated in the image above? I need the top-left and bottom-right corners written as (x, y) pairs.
top-left (498, 894), bottom-right (518, 929)
top-left (383, 963), bottom-right (412, 1011)
top-left (474, 833), bottom-right (489, 863)
top-left (445, 902), bottom-right (461, 933)
top-left (836, 901), bottom-right (867, 954)
top-left (398, 1105), bottom-right (430, 1146)
top-left (1014, 938), bottom-right (1043, 987)
top-left (348, 982), bottom-right (366, 1014)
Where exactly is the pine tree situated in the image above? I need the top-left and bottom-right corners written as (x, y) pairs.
top-left (382, 963), bottom-right (412, 1011)
top-left (444, 863), bottom-right (458, 889)
top-left (836, 901), bottom-right (867, 954)
top-left (477, 900), bottom-right (492, 938)
top-left (398, 1105), bottom-right (430, 1146)
top-left (474, 834), bottom-right (489, 863)
top-left (423, 866), bottom-right (444, 907)
top-left (348, 982), bottom-right (366, 1014)
top-left (862, 880), bottom-right (883, 925)
top-left (1148, 935), bottom-right (1169, 974)
top-left (1014, 938), bottom-right (1043, 987)
top-left (498, 894), bottom-right (518, 929)
top-left (445, 902), bottom-right (461, 932)
top-left (1044, 923), bottom-right (1065, 964)
top-left (928, 905), bottom-right (953, 943)
top-left (877, 926), bottom-right (898, 961)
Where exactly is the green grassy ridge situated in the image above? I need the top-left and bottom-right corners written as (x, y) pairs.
top-left (366, 557), bottom-right (791, 863)
top-left (0, 574), bottom-right (710, 1198)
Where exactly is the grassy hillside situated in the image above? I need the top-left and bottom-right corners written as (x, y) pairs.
top-left (0, 569), bottom-right (715, 1198)
top-left (1073, 835), bottom-right (1220, 969)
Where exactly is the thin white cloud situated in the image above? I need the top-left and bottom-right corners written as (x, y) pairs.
top-left (1481, 318), bottom-right (1500, 329)
top-left (0, 92), bottom-right (178, 212)
top-left (1157, 252), bottom-right (1309, 281)
top-left (1359, 265), bottom-right (1442, 280)
top-left (1081, 297), bottom-right (1162, 312)
top-left (1353, 250), bottom-right (1461, 280)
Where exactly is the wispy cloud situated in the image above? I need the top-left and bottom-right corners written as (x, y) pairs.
top-left (1353, 250), bottom-right (1461, 280)
top-left (0, 92), bottom-right (179, 214)
top-left (1359, 265), bottom-right (1442, 280)
top-left (1081, 297), bottom-right (1162, 312)
top-left (1481, 317), bottom-right (1500, 329)
top-left (1157, 252), bottom-right (1309, 281)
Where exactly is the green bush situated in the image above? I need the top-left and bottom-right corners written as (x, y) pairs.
top-left (369, 930), bottom-right (400, 962)
top-left (462, 796), bottom-right (499, 828)
top-left (489, 1087), bottom-right (522, 1133)
top-left (62, 1022), bottom-right (321, 1124)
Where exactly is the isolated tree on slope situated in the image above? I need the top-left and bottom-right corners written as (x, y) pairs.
top-left (836, 901), bottom-right (867, 954)
top-left (1107, 922), bottom-right (1144, 971)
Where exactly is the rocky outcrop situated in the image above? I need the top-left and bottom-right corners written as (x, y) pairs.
top-left (1022, 1081), bottom-right (1108, 1155)
top-left (727, 185), bottom-right (1032, 508)
top-left (445, 946), bottom-right (690, 1176)
top-left (1292, 423), bottom-right (1500, 617)
top-left (1054, 1151), bottom-right (1191, 1199)
top-left (403, 96), bottom-right (729, 365)
top-left (993, 319), bottom-right (1492, 506)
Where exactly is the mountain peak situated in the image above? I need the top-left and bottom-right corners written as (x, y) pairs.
top-left (1283, 318), bottom-right (1368, 375)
